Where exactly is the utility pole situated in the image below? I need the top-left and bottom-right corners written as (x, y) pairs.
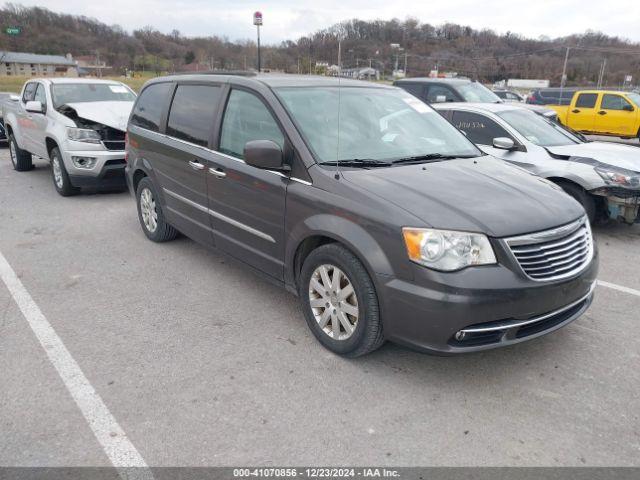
top-left (404, 52), bottom-right (408, 75)
top-left (337, 40), bottom-right (342, 75)
top-left (559, 47), bottom-right (570, 104)
top-left (96, 50), bottom-right (102, 78)
top-left (597, 58), bottom-right (607, 89)
top-left (253, 11), bottom-right (263, 72)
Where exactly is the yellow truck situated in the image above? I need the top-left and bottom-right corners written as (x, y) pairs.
top-left (549, 90), bottom-right (640, 139)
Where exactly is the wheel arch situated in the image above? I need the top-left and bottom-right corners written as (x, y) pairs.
top-left (286, 214), bottom-right (395, 291)
top-left (45, 137), bottom-right (59, 158)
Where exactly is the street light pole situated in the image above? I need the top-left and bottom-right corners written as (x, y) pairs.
top-left (253, 11), bottom-right (263, 72)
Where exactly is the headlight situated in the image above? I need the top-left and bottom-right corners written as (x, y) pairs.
top-left (67, 127), bottom-right (102, 144)
top-left (595, 166), bottom-right (640, 189)
top-left (402, 227), bottom-right (496, 271)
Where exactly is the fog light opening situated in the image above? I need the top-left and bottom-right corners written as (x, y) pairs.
top-left (71, 156), bottom-right (97, 169)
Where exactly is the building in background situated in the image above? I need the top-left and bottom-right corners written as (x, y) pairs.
top-left (0, 51), bottom-right (78, 77)
top-left (74, 55), bottom-right (111, 77)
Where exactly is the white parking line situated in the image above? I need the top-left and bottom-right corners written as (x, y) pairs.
top-left (0, 250), bottom-right (153, 480)
top-left (598, 280), bottom-right (640, 298)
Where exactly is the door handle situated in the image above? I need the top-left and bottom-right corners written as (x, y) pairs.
top-left (208, 167), bottom-right (227, 179)
top-left (188, 160), bottom-right (205, 171)
top-left (571, 109), bottom-right (580, 113)
top-left (598, 110), bottom-right (607, 115)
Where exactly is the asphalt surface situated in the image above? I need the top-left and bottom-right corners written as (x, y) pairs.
top-left (1, 148), bottom-right (639, 468)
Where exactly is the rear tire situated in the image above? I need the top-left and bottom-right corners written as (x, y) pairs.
top-left (557, 181), bottom-right (596, 223)
top-left (299, 243), bottom-right (384, 357)
top-left (8, 133), bottom-right (33, 171)
top-left (50, 147), bottom-right (79, 196)
top-left (136, 177), bottom-right (178, 242)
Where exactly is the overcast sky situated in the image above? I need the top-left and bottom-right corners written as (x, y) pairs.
top-left (19, 0), bottom-right (640, 43)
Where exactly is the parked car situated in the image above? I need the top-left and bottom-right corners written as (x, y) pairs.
top-left (394, 78), bottom-right (558, 121)
top-left (434, 102), bottom-right (640, 223)
top-left (1, 78), bottom-right (136, 195)
top-left (0, 92), bottom-right (12, 144)
top-left (126, 74), bottom-right (597, 357)
top-left (493, 90), bottom-right (525, 102)
top-left (527, 88), bottom-right (579, 106)
top-left (548, 90), bottom-right (640, 139)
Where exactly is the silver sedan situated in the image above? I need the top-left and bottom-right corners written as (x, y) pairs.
top-left (434, 102), bottom-right (640, 224)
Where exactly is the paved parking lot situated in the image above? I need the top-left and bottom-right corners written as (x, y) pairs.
top-left (1, 147), bottom-right (639, 468)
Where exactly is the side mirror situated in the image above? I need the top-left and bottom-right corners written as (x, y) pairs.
top-left (493, 137), bottom-right (516, 150)
top-left (25, 100), bottom-right (44, 114)
top-left (244, 140), bottom-right (288, 171)
top-left (623, 104), bottom-right (634, 112)
top-left (9, 94), bottom-right (20, 102)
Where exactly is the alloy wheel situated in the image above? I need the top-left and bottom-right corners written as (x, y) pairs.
top-left (308, 264), bottom-right (359, 340)
top-left (140, 187), bottom-right (158, 233)
top-left (9, 140), bottom-right (17, 168)
top-left (52, 155), bottom-right (63, 188)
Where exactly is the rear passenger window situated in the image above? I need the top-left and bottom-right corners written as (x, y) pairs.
top-left (426, 85), bottom-right (457, 103)
top-left (219, 89), bottom-right (284, 159)
top-left (452, 111), bottom-right (513, 145)
top-left (22, 83), bottom-right (37, 103)
top-left (167, 85), bottom-right (221, 147)
top-left (575, 93), bottom-right (597, 108)
top-left (130, 82), bottom-right (172, 132)
top-left (399, 83), bottom-right (424, 99)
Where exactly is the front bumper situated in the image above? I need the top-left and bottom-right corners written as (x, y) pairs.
top-left (377, 249), bottom-right (598, 354)
top-left (62, 149), bottom-right (126, 188)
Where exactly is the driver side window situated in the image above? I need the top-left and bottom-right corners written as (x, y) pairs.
top-left (451, 111), bottom-right (514, 146)
top-left (219, 89), bottom-right (284, 159)
top-left (426, 85), bottom-right (457, 103)
top-left (601, 94), bottom-right (632, 111)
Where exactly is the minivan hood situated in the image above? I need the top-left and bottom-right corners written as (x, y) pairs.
top-left (62, 101), bottom-right (134, 131)
top-left (546, 142), bottom-right (640, 172)
top-left (341, 156), bottom-right (584, 238)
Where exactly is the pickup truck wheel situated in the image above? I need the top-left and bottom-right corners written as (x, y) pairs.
top-left (136, 177), bottom-right (178, 242)
top-left (8, 134), bottom-right (33, 171)
top-left (299, 243), bottom-right (384, 357)
top-left (557, 181), bottom-right (596, 223)
top-left (50, 147), bottom-right (79, 196)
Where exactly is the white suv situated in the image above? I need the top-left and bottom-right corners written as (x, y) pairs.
top-left (2, 78), bottom-right (136, 195)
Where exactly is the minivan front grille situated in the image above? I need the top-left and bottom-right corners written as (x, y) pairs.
top-left (505, 216), bottom-right (593, 282)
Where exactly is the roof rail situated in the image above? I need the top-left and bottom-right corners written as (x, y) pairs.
top-left (166, 70), bottom-right (257, 77)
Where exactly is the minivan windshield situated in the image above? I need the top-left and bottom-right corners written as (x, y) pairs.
top-left (497, 109), bottom-right (581, 147)
top-left (457, 82), bottom-right (502, 103)
top-left (275, 86), bottom-right (481, 164)
top-left (51, 83), bottom-right (136, 108)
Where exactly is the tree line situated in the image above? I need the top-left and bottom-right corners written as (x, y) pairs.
top-left (1, 3), bottom-right (639, 86)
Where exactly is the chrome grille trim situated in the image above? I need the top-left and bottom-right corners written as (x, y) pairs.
top-left (504, 216), bottom-right (594, 282)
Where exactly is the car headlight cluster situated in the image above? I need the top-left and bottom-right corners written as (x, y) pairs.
top-left (67, 127), bottom-right (102, 144)
top-left (402, 227), bottom-right (496, 271)
top-left (595, 166), bottom-right (640, 189)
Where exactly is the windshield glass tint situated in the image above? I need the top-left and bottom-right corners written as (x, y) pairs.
top-left (457, 83), bottom-right (501, 103)
top-left (52, 83), bottom-right (136, 108)
top-left (627, 93), bottom-right (640, 107)
top-left (275, 86), bottom-right (480, 163)
top-left (497, 109), bottom-right (580, 147)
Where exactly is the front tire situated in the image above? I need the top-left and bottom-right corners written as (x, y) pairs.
top-left (8, 133), bottom-right (32, 171)
top-left (50, 147), bottom-right (79, 196)
top-left (136, 177), bottom-right (178, 242)
top-left (299, 243), bottom-right (384, 357)
top-left (557, 181), bottom-right (596, 223)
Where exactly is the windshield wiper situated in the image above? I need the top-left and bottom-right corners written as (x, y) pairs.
top-left (318, 159), bottom-right (392, 168)
top-left (391, 153), bottom-right (479, 165)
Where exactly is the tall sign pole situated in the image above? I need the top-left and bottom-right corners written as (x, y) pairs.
top-left (253, 11), bottom-right (263, 72)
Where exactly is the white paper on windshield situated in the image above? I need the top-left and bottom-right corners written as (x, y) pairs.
top-left (403, 97), bottom-right (430, 113)
top-left (109, 85), bottom-right (128, 93)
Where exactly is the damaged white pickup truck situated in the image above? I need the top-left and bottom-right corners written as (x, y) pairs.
top-left (1, 78), bottom-right (136, 196)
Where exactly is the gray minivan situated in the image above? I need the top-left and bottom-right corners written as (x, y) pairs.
top-left (125, 74), bottom-right (598, 357)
